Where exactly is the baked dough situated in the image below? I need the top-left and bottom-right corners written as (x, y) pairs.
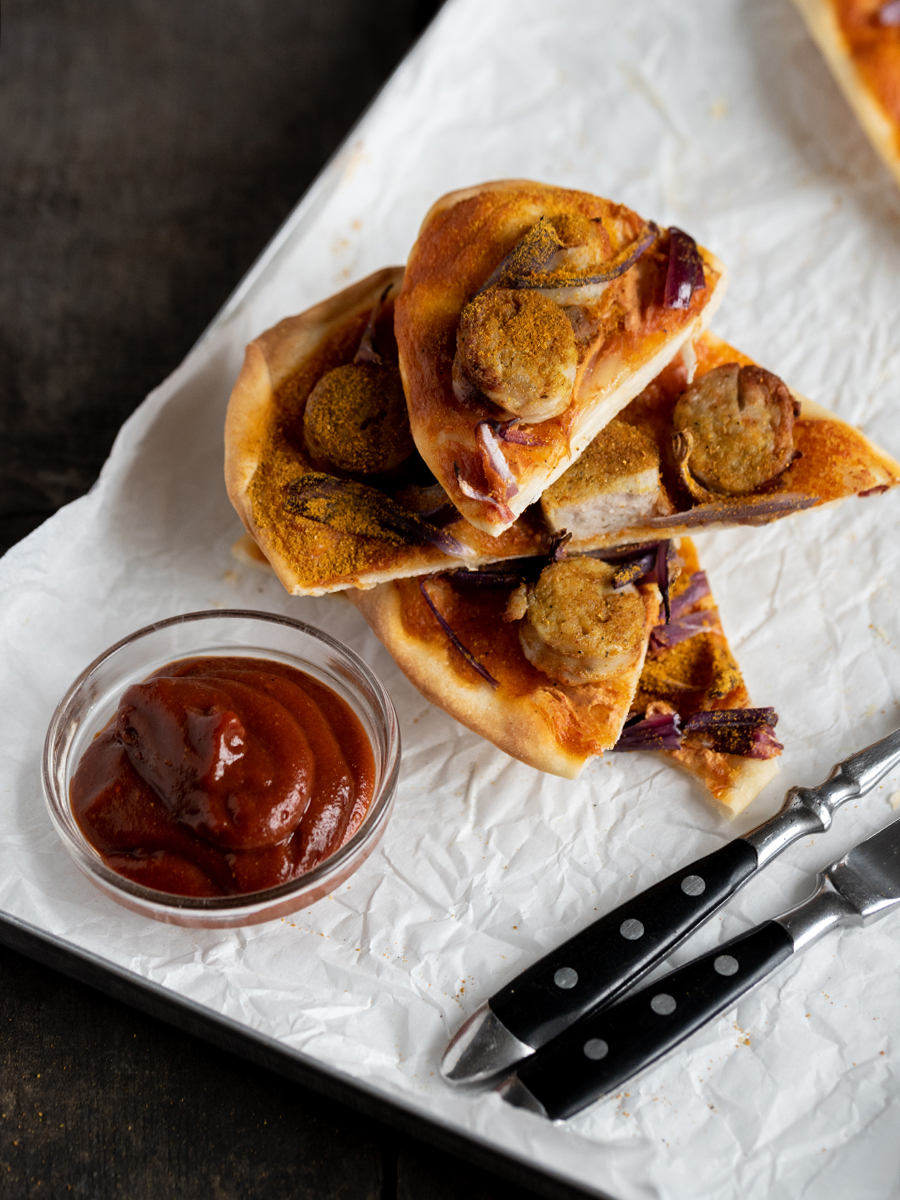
top-left (348, 567), bottom-right (661, 779)
top-left (225, 267), bottom-right (548, 596)
top-left (347, 538), bottom-right (779, 812)
top-left (555, 331), bottom-right (900, 551)
top-left (793, 0), bottom-right (900, 188)
top-left (394, 180), bottom-right (727, 537)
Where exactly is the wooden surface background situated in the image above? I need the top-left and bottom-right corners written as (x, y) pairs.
top-left (0, 2), bottom-right (586, 1196)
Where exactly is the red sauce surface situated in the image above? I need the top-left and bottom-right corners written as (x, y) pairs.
top-left (70, 656), bottom-right (376, 898)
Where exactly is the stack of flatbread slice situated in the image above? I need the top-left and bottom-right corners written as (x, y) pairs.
top-left (225, 180), bottom-right (900, 815)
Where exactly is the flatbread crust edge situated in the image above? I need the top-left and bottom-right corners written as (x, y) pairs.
top-left (347, 579), bottom-right (660, 780)
top-left (225, 267), bottom-right (416, 597)
top-left (792, 0), bottom-right (900, 188)
top-left (665, 753), bottom-right (780, 817)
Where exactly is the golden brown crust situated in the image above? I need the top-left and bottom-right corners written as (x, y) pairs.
top-left (348, 572), bottom-right (660, 779)
top-left (793, 0), bottom-right (900, 187)
top-left (395, 180), bottom-right (727, 537)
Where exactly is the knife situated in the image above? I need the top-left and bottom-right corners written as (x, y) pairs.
top-left (496, 813), bottom-right (900, 1120)
top-left (441, 726), bottom-right (900, 1086)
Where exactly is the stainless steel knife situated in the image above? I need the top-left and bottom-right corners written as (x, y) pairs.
top-left (496, 813), bottom-right (900, 1120)
top-left (441, 726), bottom-right (900, 1087)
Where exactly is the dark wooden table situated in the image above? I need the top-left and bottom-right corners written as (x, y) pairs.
top-left (0, 3), bottom-right (587, 1196)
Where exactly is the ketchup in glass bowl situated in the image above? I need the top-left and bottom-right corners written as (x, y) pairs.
top-left (43, 611), bottom-right (400, 927)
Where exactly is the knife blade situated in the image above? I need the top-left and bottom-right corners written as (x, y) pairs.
top-left (496, 814), bottom-right (900, 1120)
top-left (441, 725), bottom-right (900, 1087)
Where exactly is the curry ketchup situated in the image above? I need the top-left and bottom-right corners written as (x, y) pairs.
top-left (70, 656), bottom-right (375, 897)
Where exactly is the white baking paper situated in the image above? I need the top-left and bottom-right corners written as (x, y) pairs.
top-left (3, 0), bottom-right (900, 1196)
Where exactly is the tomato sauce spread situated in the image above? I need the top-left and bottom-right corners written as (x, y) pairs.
top-left (70, 656), bottom-right (375, 898)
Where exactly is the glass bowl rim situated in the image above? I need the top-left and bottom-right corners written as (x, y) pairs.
top-left (42, 608), bottom-right (400, 915)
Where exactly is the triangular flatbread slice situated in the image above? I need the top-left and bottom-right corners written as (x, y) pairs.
top-left (395, 180), bottom-right (727, 536)
top-left (551, 331), bottom-right (900, 551)
top-left (224, 271), bottom-right (898, 597)
top-left (225, 268), bottom-right (547, 596)
top-left (347, 538), bottom-right (780, 814)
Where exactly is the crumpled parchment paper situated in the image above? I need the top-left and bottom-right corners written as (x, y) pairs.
top-left (3, 1), bottom-right (900, 1196)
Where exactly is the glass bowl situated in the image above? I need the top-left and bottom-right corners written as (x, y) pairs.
top-left (42, 610), bottom-right (400, 927)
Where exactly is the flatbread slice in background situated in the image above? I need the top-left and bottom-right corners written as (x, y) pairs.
top-left (793, 0), bottom-right (900, 189)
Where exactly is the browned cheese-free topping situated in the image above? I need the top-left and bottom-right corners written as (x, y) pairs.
top-left (635, 633), bottom-right (744, 715)
top-left (672, 362), bottom-right (799, 497)
top-left (303, 361), bottom-right (414, 476)
top-left (519, 557), bottom-right (647, 686)
top-left (455, 288), bottom-right (578, 421)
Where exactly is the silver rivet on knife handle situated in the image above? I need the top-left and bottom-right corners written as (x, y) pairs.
top-left (744, 726), bottom-right (900, 868)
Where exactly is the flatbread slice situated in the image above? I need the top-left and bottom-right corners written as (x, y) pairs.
top-left (625, 538), bottom-right (780, 815)
top-left (349, 562), bottom-right (661, 780)
top-left (226, 273), bottom-right (899, 596)
top-left (347, 538), bottom-right (780, 813)
top-left (224, 267), bottom-right (547, 596)
top-left (793, 0), bottom-right (900, 189)
top-left (394, 180), bottom-right (727, 537)
top-left (553, 331), bottom-right (900, 550)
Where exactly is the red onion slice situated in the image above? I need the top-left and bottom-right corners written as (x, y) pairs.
top-left (478, 220), bottom-right (658, 294)
top-left (878, 0), bottom-right (900, 25)
top-left (478, 218), bottom-right (564, 294)
top-left (645, 493), bottom-right (820, 528)
top-left (859, 484), bottom-right (891, 498)
top-left (475, 421), bottom-right (520, 500)
top-left (449, 556), bottom-right (546, 591)
top-left (285, 474), bottom-right (475, 559)
top-left (419, 578), bottom-right (499, 689)
top-left (649, 607), bottom-right (719, 655)
top-left (353, 282), bottom-right (394, 366)
top-left (454, 463), bottom-right (515, 523)
top-left (493, 419), bottom-right (548, 448)
top-left (683, 708), bottom-right (782, 759)
top-left (450, 568), bottom-right (529, 590)
top-left (652, 540), bottom-right (672, 622)
top-left (587, 540), bottom-right (673, 620)
top-left (518, 222), bottom-right (659, 291)
top-left (607, 549), bottom-right (657, 588)
top-left (612, 711), bottom-right (683, 752)
top-left (664, 227), bottom-right (705, 309)
top-left (669, 570), bottom-right (711, 619)
top-left (549, 530), bottom-right (572, 562)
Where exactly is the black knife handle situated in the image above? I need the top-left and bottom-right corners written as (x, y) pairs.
top-left (491, 838), bottom-right (758, 1047)
top-left (513, 920), bottom-right (794, 1121)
